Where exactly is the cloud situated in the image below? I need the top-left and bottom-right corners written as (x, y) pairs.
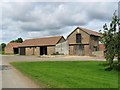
top-left (1, 0), bottom-right (120, 2)
top-left (1, 2), bottom-right (118, 43)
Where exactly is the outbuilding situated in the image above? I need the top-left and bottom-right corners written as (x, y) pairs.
top-left (5, 42), bottom-right (21, 54)
top-left (19, 36), bottom-right (65, 55)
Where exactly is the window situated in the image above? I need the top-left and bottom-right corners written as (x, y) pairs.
top-left (92, 36), bottom-right (98, 41)
top-left (76, 34), bottom-right (82, 43)
top-left (93, 46), bottom-right (98, 51)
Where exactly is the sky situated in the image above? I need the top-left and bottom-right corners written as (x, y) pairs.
top-left (0, 0), bottom-right (119, 43)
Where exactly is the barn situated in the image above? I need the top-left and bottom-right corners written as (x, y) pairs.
top-left (19, 36), bottom-right (65, 55)
top-left (67, 27), bottom-right (102, 56)
top-left (5, 27), bottom-right (102, 56)
top-left (5, 42), bottom-right (21, 54)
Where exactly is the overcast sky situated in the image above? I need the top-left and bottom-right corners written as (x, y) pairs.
top-left (1, 0), bottom-right (119, 43)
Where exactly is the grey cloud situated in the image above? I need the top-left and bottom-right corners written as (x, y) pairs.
top-left (86, 2), bottom-right (118, 21)
top-left (2, 2), bottom-right (118, 43)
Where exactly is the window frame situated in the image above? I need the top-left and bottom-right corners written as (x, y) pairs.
top-left (76, 34), bottom-right (82, 43)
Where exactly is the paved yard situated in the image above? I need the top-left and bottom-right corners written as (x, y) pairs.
top-left (1, 55), bottom-right (105, 88)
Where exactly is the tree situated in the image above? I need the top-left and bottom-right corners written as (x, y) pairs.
top-left (10, 38), bottom-right (23, 43)
top-left (100, 11), bottom-right (120, 70)
top-left (0, 43), bottom-right (6, 51)
top-left (117, 19), bottom-right (120, 64)
top-left (17, 38), bottom-right (23, 43)
top-left (10, 40), bottom-right (15, 43)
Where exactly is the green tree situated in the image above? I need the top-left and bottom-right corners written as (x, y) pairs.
top-left (100, 11), bottom-right (120, 70)
top-left (17, 38), bottom-right (23, 43)
top-left (10, 40), bottom-right (15, 43)
top-left (0, 43), bottom-right (6, 51)
top-left (10, 38), bottom-right (23, 43)
top-left (117, 21), bottom-right (120, 64)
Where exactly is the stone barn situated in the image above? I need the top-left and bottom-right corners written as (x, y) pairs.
top-left (19, 36), bottom-right (65, 55)
top-left (67, 27), bottom-right (102, 56)
top-left (55, 41), bottom-right (69, 55)
top-left (6, 27), bottom-right (102, 56)
top-left (5, 42), bottom-right (21, 54)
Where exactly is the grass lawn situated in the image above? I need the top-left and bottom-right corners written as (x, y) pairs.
top-left (11, 61), bottom-right (118, 88)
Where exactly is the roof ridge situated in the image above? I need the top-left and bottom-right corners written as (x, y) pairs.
top-left (67, 27), bottom-right (102, 38)
top-left (78, 27), bottom-right (102, 36)
top-left (9, 42), bottom-right (22, 43)
top-left (25, 36), bottom-right (63, 41)
top-left (78, 27), bottom-right (99, 33)
top-left (20, 36), bottom-right (64, 47)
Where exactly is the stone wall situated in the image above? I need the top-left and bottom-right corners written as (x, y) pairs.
top-left (26, 47), bottom-right (40, 55)
top-left (47, 46), bottom-right (55, 55)
top-left (55, 41), bottom-right (69, 55)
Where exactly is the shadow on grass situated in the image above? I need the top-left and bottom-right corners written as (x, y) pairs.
top-left (98, 61), bottom-right (120, 71)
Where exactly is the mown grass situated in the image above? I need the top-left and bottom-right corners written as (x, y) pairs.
top-left (11, 61), bottom-right (118, 88)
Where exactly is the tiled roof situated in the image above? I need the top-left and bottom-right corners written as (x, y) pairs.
top-left (6, 42), bottom-right (21, 48)
top-left (20, 36), bottom-right (64, 47)
top-left (80, 27), bottom-right (102, 36)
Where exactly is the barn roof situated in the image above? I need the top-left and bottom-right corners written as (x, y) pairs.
top-left (6, 42), bottom-right (22, 48)
top-left (20, 36), bottom-right (64, 47)
top-left (81, 27), bottom-right (102, 36)
top-left (67, 27), bottom-right (102, 38)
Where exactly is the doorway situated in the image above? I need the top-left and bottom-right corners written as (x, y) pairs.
top-left (19, 47), bottom-right (26, 55)
top-left (78, 45), bottom-right (84, 56)
top-left (40, 46), bottom-right (47, 55)
top-left (13, 48), bottom-right (19, 54)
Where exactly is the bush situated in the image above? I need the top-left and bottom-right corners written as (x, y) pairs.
top-left (0, 51), bottom-right (5, 54)
top-left (113, 63), bottom-right (120, 71)
top-left (104, 62), bottom-right (120, 71)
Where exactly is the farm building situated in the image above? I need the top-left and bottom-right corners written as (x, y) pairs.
top-left (5, 27), bottom-right (102, 56)
top-left (67, 27), bottom-right (102, 56)
top-left (19, 36), bottom-right (65, 55)
top-left (5, 42), bottom-right (21, 54)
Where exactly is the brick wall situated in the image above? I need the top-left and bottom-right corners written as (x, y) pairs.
top-left (90, 35), bottom-right (99, 51)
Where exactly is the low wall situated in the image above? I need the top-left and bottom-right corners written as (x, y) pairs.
top-left (92, 51), bottom-right (104, 57)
